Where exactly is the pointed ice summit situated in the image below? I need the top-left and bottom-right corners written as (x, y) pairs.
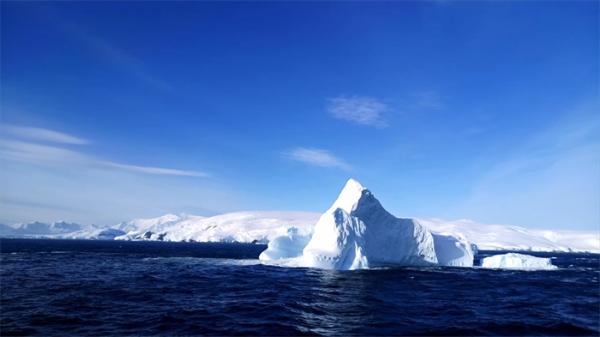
top-left (260, 179), bottom-right (475, 270)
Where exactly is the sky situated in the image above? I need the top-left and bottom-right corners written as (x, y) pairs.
top-left (1, 1), bottom-right (598, 230)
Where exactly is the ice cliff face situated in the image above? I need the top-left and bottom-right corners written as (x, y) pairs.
top-left (432, 233), bottom-right (475, 267)
top-left (261, 179), bottom-right (474, 270)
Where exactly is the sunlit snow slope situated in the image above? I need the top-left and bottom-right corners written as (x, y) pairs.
top-left (419, 219), bottom-right (599, 253)
top-left (1, 190), bottom-right (598, 254)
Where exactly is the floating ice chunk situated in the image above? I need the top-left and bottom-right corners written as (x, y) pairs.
top-left (258, 227), bottom-right (311, 261)
top-left (481, 253), bottom-right (557, 270)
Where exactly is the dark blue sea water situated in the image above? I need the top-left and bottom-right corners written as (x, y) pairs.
top-left (1, 239), bottom-right (598, 336)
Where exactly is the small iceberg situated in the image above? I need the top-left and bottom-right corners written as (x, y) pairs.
top-left (481, 253), bottom-right (557, 270)
top-left (258, 227), bottom-right (311, 261)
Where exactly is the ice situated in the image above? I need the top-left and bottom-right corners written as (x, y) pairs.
top-left (432, 233), bottom-right (475, 267)
top-left (481, 253), bottom-right (558, 270)
top-left (258, 227), bottom-right (311, 260)
top-left (262, 179), bottom-right (473, 270)
top-left (1, 178), bottom-right (598, 254)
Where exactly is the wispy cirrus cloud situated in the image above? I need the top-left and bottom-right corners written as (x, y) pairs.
top-left (327, 95), bottom-right (388, 128)
top-left (1, 125), bottom-right (88, 145)
top-left (100, 162), bottom-right (209, 177)
top-left (0, 139), bottom-right (88, 165)
top-left (327, 92), bottom-right (444, 128)
top-left (283, 147), bottom-right (352, 171)
top-left (0, 126), bottom-right (208, 178)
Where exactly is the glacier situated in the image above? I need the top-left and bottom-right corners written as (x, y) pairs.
top-left (481, 253), bottom-right (558, 270)
top-left (260, 179), bottom-right (474, 269)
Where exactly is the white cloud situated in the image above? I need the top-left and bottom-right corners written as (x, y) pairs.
top-left (284, 147), bottom-right (352, 170)
top-left (0, 159), bottom-right (237, 226)
top-left (0, 139), bottom-right (90, 165)
top-left (0, 128), bottom-right (208, 178)
top-left (100, 162), bottom-right (209, 177)
top-left (1, 125), bottom-right (88, 145)
top-left (327, 95), bottom-right (388, 127)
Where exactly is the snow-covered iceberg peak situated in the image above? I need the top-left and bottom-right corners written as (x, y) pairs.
top-left (327, 178), bottom-right (367, 214)
top-left (300, 179), bottom-right (440, 269)
top-left (261, 178), bottom-right (474, 270)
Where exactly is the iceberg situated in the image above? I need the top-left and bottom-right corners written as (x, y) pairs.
top-left (481, 253), bottom-right (557, 270)
top-left (261, 179), bottom-right (474, 270)
top-left (258, 227), bottom-right (311, 261)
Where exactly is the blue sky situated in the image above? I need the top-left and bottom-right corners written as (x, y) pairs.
top-left (1, 1), bottom-right (598, 230)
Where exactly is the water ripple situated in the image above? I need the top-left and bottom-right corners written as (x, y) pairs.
top-left (1, 239), bottom-right (598, 336)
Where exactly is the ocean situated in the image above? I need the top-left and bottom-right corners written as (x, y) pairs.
top-left (1, 239), bottom-right (598, 336)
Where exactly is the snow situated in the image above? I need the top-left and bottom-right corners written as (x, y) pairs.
top-left (419, 218), bottom-right (600, 253)
top-left (117, 213), bottom-right (183, 235)
top-left (1, 212), bottom-right (597, 254)
top-left (0, 221), bottom-right (82, 237)
top-left (481, 253), bottom-right (558, 270)
top-left (115, 211), bottom-right (317, 244)
top-left (0, 179), bottom-right (597, 255)
top-left (262, 179), bottom-right (473, 270)
top-left (92, 228), bottom-right (127, 240)
top-left (0, 221), bottom-right (123, 240)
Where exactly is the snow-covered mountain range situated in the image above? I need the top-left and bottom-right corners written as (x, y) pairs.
top-left (114, 211), bottom-right (316, 243)
top-left (1, 193), bottom-right (598, 254)
top-left (418, 218), bottom-right (599, 253)
top-left (0, 221), bottom-right (126, 240)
